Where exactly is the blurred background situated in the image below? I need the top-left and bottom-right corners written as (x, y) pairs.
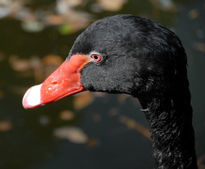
top-left (0, 0), bottom-right (205, 169)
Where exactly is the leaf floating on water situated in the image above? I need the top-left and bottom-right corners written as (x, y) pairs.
top-left (0, 7), bottom-right (10, 18)
top-left (0, 121), bottom-right (12, 132)
top-left (56, 0), bottom-right (83, 14)
top-left (0, 0), bottom-right (23, 18)
top-left (60, 110), bottom-right (74, 121)
top-left (46, 15), bottom-right (65, 25)
top-left (22, 20), bottom-right (44, 32)
top-left (54, 127), bottom-right (88, 144)
top-left (74, 91), bottom-right (93, 110)
top-left (118, 94), bottom-right (130, 104)
top-left (9, 55), bottom-right (30, 72)
top-left (30, 57), bottom-right (43, 82)
top-left (149, 0), bottom-right (175, 11)
top-left (159, 0), bottom-right (174, 9)
top-left (194, 42), bottom-right (205, 53)
top-left (119, 115), bottom-right (151, 139)
top-left (42, 55), bottom-right (63, 66)
top-left (93, 92), bottom-right (105, 97)
top-left (189, 9), bottom-right (199, 20)
top-left (97, 0), bottom-right (127, 11)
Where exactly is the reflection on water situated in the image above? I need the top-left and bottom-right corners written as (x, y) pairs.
top-left (0, 0), bottom-right (205, 169)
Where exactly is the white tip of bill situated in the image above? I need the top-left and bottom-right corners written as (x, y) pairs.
top-left (22, 84), bottom-right (42, 109)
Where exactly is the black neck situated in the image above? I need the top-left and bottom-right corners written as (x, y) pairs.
top-left (137, 77), bottom-right (197, 169)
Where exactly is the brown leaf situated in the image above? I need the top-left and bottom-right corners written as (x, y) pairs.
top-left (54, 126), bottom-right (88, 144)
top-left (119, 115), bottom-right (151, 139)
top-left (60, 110), bottom-right (74, 120)
top-left (9, 55), bottom-right (30, 72)
top-left (149, 0), bottom-right (176, 11)
top-left (118, 94), bottom-right (130, 103)
top-left (0, 121), bottom-right (12, 132)
top-left (56, 0), bottom-right (83, 14)
top-left (93, 92), bottom-right (105, 97)
top-left (97, 0), bottom-right (127, 11)
top-left (30, 57), bottom-right (44, 82)
top-left (42, 55), bottom-right (63, 66)
top-left (74, 91), bottom-right (93, 110)
top-left (46, 14), bottom-right (65, 25)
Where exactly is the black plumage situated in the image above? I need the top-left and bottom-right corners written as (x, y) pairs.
top-left (68, 14), bottom-right (197, 169)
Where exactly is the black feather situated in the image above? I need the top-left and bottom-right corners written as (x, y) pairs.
top-left (68, 14), bottom-right (197, 169)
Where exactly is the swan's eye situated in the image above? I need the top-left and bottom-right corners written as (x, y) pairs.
top-left (90, 54), bottom-right (102, 63)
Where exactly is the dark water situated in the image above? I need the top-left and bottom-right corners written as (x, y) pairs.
top-left (0, 0), bottom-right (204, 169)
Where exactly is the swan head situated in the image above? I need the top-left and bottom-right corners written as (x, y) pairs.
top-left (22, 14), bottom-right (185, 109)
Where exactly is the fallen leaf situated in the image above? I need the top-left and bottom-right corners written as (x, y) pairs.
top-left (0, 7), bottom-right (10, 18)
top-left (118, 94), bottom-right (130, 103)
top-left (194, 42), bottom-right (205, 53)
top-left (159, 0), bottom-right (174, 9)
top-left (74, 92), bottom-right (93, 110)
top-left (54, 126), bottom-right (88, 144)
top-left (66, 11), bottom-right (91, 32)
top-left (9, 55), bottom-right (30, 72)
top-left (149, 0), bottom-right (176, 11)
top-left (0, 121), bottom-right (12, 132)
top-left (42, 55), bottom-right (63, 66)
top-left (64, 0), bottom-right (83, 7)
top-left (60, 110), bottom-right (74, 120)
top-left (119, 115), bottom-right (151, 139)
top-left (93, 92), bottom-right (105, 97)
top-left (22, 20), bottom-right (44, 32)
top-left (97, 0), bottom-right (127, 11)
top-left (56, 0), bottom-right (83, 14)
top-left (46, 14), bottom-right (65, 25)
top-left (189, 9), bottom-right (199, 20)
top-left (30, 57), bottom-right (44, 82)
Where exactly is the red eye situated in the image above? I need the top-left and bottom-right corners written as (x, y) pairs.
top-left (90, 54), bottom-right (102, 63)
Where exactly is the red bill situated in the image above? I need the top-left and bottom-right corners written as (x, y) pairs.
top-left (22, 54), bottom-right (90, 109)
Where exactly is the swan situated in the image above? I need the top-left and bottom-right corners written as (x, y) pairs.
top-left (22, 14), bottom-right (198, 169)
